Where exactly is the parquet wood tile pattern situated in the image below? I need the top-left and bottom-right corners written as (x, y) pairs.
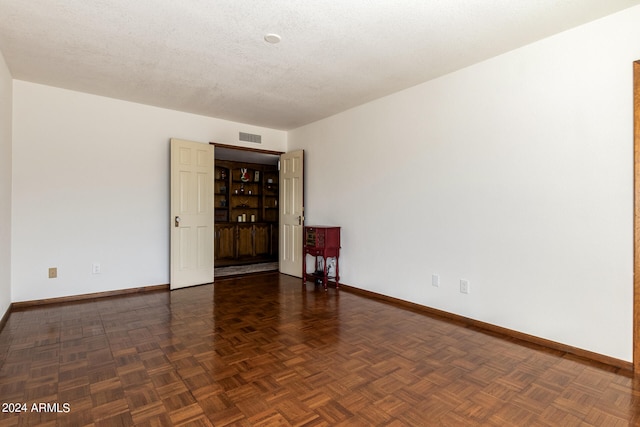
top-left (1, 273), bottom-right (639, 426)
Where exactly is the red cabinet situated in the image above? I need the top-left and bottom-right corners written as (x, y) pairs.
top-left (303, 226), bottom-right (341, 290)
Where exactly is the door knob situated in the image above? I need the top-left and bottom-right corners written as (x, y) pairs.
top-left (174, 216), bottom-right (181, 227)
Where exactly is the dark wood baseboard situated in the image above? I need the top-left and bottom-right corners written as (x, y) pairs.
top-left (11, 284), bottom-right (169, 310)
top-left (339, 283), bottom-right (633, 373)
top-left (0, 302), bottom-right (11, 333)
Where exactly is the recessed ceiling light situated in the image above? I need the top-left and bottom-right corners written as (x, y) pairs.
top-left (264, 33), bottom-right (281, 44)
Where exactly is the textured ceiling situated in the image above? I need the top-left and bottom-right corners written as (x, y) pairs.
top-left (1, 0), bottom-right (639, 130)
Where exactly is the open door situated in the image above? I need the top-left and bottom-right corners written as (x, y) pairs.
top-left (279, 150), bottom-right (304, 277)
top-left (634, 60), bottom-right (640, 372)
top-left (170, 138), bottom-right (215, 290)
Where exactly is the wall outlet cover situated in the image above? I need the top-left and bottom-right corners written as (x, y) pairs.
top-left (460, 279), bottom-right (470, 294)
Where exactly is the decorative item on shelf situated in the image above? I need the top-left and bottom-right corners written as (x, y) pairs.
top-left (242, 213), bottom-right (247, 222)
top-left (239, 184), bottom-right (245, 194)
top-left (254, 171), bottom-right (260, 182)
top-left (220, 185), bottom-right (226, 193)
top-left (220, 169), bottom-right (227, 179)
top-left (220, 199), bottom-right (227, 207)
top-left (250, 214), bottom-right (256, 222)
top-left (240, 168), bottom-right (250, 182)
top-left (266, 178), bottom-right (276, 192)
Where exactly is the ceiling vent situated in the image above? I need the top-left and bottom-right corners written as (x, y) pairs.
top-left (239, 132), bottom-right (262, 144)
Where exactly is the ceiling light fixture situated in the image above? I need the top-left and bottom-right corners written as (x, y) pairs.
top-left (264, 33), bottom-right (281, 44)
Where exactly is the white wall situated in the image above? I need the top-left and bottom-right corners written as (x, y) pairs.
top-left (0, 51), bottom-right (12, 318)
top-left (11, 82), bottom-right (286, 302)
top-left (289, 6), bottom-right (640, 361)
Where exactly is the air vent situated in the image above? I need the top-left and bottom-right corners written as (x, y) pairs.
top-left (239, 132), bottom-right (262, 144)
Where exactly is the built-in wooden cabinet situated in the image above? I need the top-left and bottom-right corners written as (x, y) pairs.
top-left (214, 222), bottom-right (277, 265)
top-left (214, 159), bottom-right (278, 266)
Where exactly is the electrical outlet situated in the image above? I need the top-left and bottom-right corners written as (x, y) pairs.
top-left (92, 263), bottom-right (101, 274)
top-left (432, 274), bottom-right (440, 287)
top-left (48, 267), bottom-right (57, 279)
top-left (460, 279), bottom-right (470, 294)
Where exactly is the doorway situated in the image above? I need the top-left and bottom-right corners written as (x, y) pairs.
top-left (211, 143), bottom-right (282, 277)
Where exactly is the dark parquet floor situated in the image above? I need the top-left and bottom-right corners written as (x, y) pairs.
top-left (0, 272), bottom-right (639, 426)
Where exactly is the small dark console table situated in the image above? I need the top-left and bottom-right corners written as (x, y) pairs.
top-left (303, 226), bottom-right (341, 290)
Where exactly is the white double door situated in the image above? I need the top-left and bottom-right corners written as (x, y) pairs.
top-left (279, 149), bottom-right (304, 277)
top-left (170, 138), bottom-right (304, 290)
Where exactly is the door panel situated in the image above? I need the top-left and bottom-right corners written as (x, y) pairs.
top-left (237, 224), bottom-right (254, 258)
top-left (215, 223), bottom-right (236, 260)
top-left (254, 223), bottom-right (270, 256)
top-left (279, 150), bottom-right (304, 277)
top-left (170, 139), bottom-right (214, 289)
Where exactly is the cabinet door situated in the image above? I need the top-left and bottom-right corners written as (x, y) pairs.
top-left (237, 224), bottom-right (254, 258)
top-left (254, 223), bottom-right (270, 257)
top-left (215, 223), bottom-right (236, 260)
